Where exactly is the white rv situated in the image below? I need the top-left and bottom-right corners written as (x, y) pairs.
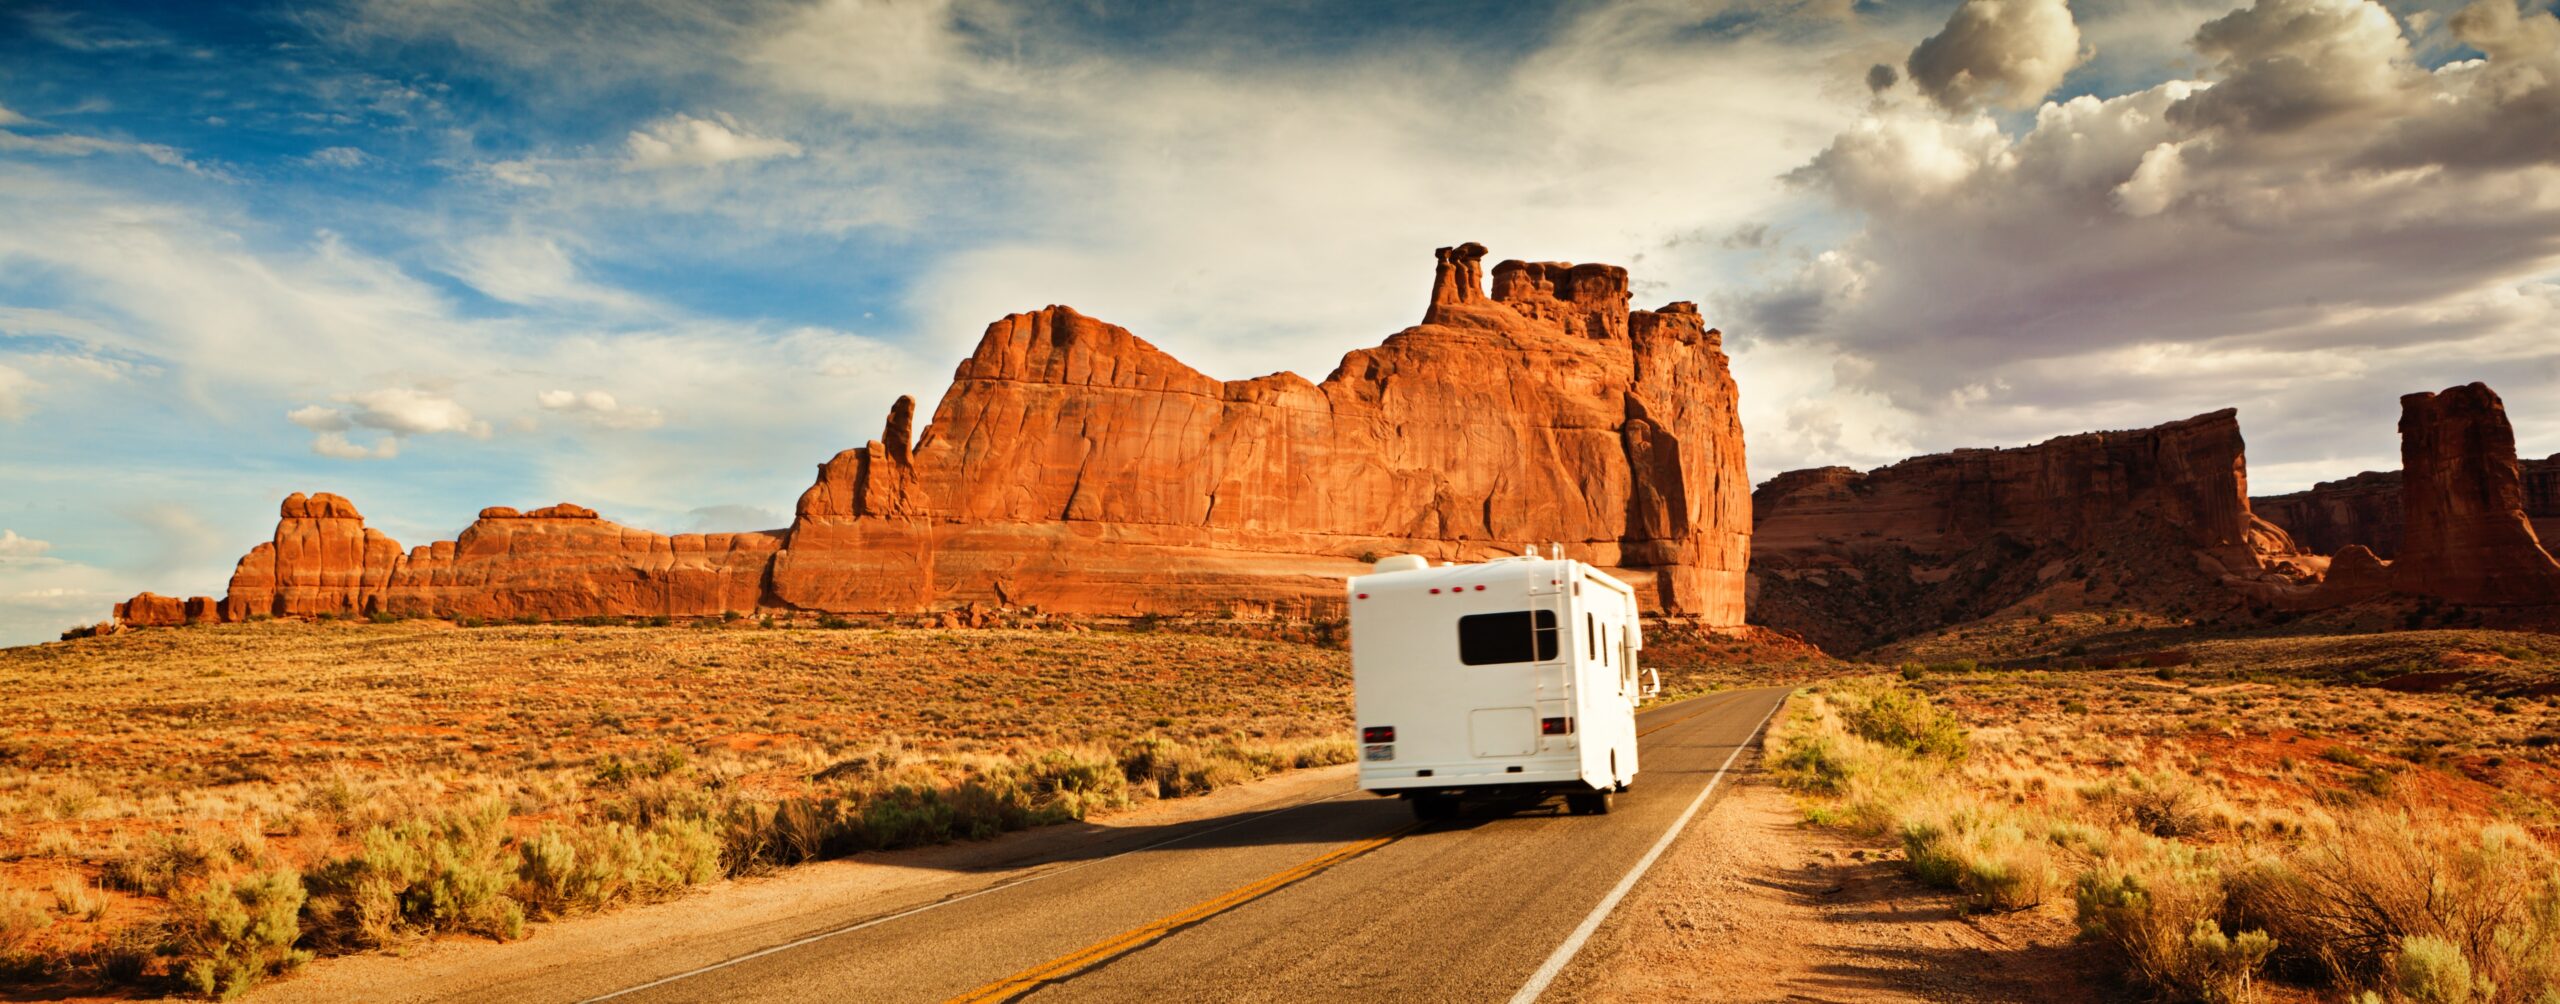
top-left (1348, 552), bottom-right (1657, 820)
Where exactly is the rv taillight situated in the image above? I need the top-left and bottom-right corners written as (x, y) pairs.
top-left (1362, 726), bottom-right (1395, 743)
top-left (1540, 717), bottom-right (1573, 736)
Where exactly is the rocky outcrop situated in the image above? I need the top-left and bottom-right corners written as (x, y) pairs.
top-left (115, 242), bottom-right (1753, 627)
top-left (773, 241), bottom-right (1750, 620)
top-left (2384, 384), bottom-right (2560, 605)
top-left (219, 492), bottom-right (405, 621)
top-left (1749, 410), bottom-right (2305, 652)
top-left (2254, 454), bottom-right (2559, 559)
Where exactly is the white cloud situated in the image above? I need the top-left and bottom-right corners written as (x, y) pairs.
top-left (446, 230), bottom-right (648, 310)
top-left (748, 0), bottom-right (1016, 110)
top-left (484, 158), bottom-right (553, 187)
top-left (0, 364), bottom-right (30, 421)
top-left (341, 386), bottom-right (487, 437)
top-left (1907, 0), bottom-right (2087, 112)
top-left (0, 530), bottom-right (51, 561)
top-left (286, 404), bottom-right (351, 431)
top-left (311, 430), bottom-right (400, 460)
top-left (1745, 0), bottom-right (2560, 489)
top-left (0, 104), bottom-right (28, 128)
top-left (622, 113), bottom-right (802, 170)
top-left (305, 145), bottom-right (373, 168)
top-left (287, 387), bottom-right (487, 459)
top-left (538, 388), bottom-right (663, 430)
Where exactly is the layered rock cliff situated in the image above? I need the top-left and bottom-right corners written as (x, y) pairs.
top-left (1748, 410), bottom-right (2304, 652)
top-left (2383, 384), bottom-right (2560, 606)
top-left (114, 243), bottom-right (1753, 627)
top-left (2253, 454), bottom-right (2559, 559)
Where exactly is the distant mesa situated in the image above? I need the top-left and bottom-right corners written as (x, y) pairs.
top-left (1750, 383), bottom-right (2560, 652)
top-left (112, 243), bottom-right (1754, 629)
top-left (1747, 409), bottom-right (2316, 652)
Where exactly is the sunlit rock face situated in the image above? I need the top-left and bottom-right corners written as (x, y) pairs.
top-left (117, 244), bottom-right (1754, 626)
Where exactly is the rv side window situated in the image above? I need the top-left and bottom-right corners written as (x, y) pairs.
top-left (1457, 610), bottom-right (1559, 665)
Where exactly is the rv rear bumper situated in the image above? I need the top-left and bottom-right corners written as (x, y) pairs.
top-left (1361, 765), bottom-right (1601, 793)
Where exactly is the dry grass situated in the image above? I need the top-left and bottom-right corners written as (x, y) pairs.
top-left (0, 619), bottom-right (1357, 996)
top-left (1774, 635), bottom-right (2560, 1004)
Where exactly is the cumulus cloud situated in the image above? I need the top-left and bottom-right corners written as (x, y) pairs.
top-left (622, 113), bottom-right (802, 170)
top-left (1907, 0), bottom-right (2087, 112)
top-left (1743, 0), bottom-right (2560, 485)
top-left (2171, 0), bottom-right (2417, 133)
top-left (288, 388), bottom-right (488, 459)
top-left (0, 530), bottom-right (52, 562)
top-left (538, 388), bottom-right (663, 430)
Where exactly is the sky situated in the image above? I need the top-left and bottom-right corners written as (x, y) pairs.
top-left (3, 0), bottom-right (2559, 645)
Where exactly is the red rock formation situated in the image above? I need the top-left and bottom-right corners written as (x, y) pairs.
top-left (2255, 454), bottom-right (2559, 559)
top-left (2385, 384), bottom-right (2560, 605)
top-left (1749, 410), bottom-right (2303, 651)
top-left (113, 592), bottom-right (186, 627)
top-left (2253, 470), bottom-right (2406, 557)
top-left (115, 243), bottom-right (1753, 627)
top-left (775, 242), bottom-right (1750, 620)
top-left (218, 492), bottom-right (405, 621)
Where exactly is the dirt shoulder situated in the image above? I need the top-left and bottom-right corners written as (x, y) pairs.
top-left (1551, 763), bottom-right (2120, 1004)
top-left (246, 763), bottom-right (1360, 1004)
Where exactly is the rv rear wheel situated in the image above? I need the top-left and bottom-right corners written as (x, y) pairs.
top-left (1409, 793), bottom-right (1458, 822)
top-left (1566, 791), bottom-right (1613, 815)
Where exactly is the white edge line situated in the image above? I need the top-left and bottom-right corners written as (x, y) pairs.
top-left (586, 696), bottom-right (1726, 1003)
top-left (1506, 688), bottom-right (1788, 1004)
top-left (579, 786), bottom-right (1365, 1002)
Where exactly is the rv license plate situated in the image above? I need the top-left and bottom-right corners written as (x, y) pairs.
top-left (1363, 743), bottom-right (1394, 762)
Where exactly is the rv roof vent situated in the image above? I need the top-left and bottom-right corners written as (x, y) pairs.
top-left (1372, 554), bottom-right (1430, 573)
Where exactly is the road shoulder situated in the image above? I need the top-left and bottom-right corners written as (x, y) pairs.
top-left (248, 763), bottom-right (1361, 1004)
top-left (1544, 763), bottom-right (2115, 1003)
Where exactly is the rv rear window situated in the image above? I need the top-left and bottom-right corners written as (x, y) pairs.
top-left (1457, 610), bottom-right (1559, 665)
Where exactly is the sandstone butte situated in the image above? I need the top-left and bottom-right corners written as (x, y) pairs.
top-left (1746, 383), bottom-right (2560, 652)
top-left (113, 243), bottom-right (1753, 629)
top-left (2253, 453), bottom-right (2559, 559)
top-left (2280, 383), bottom-right (2560, 608)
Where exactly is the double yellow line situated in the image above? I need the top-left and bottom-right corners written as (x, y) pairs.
top-left (944, 821), bottom-right (1422, 1003)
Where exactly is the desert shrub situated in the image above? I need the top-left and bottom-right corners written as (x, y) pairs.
top-left (2396, 934), bottom-right (2490, 1004)
top-left (302, 802), bottom-right (524, 951)
top-left (2074, 836), bottom-right (2273, 1003)
top-left (51, 874), bottom-right (107, 922)
top-left (0, 884), bottom-right (50, 963)
top-left (1836, 684), bottom-right (1968, 760)
top-left (515, 818), bottom-right (720, 918)
top-left (852, 785), bottom-right (958, 849)
top-left (169, 870), bottom-right (310, 1000)
top-left (107, 830), bottom-right (231, 896)
top-left (1027, 749), bottom-right (1129, 821)
top-left (2086, 771), bottom-right (2221, 838)
top-left (2231, 811), bottom-right (2560, 1002)
top-left (1900, 801), bottom-right (2054, 912)
top-left (1773, 730), bottom-right (1852, 794)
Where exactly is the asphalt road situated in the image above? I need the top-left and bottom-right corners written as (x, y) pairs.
top-left (567, 686), bottom-right (1788, 1004)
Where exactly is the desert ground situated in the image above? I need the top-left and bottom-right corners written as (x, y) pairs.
top-left (0, 616), bottom-right (1830, 998)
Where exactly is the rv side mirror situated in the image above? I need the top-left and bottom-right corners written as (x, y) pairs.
top-left (1643, 667), bottom-right (1660, 698)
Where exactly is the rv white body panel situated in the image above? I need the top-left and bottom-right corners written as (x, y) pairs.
top-left (1347, 556), bottom-right (1645, 798)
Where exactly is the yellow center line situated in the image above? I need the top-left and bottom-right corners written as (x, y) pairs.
top-left (1635, 692), bottom-right (1734, 738)
top-left (943, 821), bottom-right (1423, 1004)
